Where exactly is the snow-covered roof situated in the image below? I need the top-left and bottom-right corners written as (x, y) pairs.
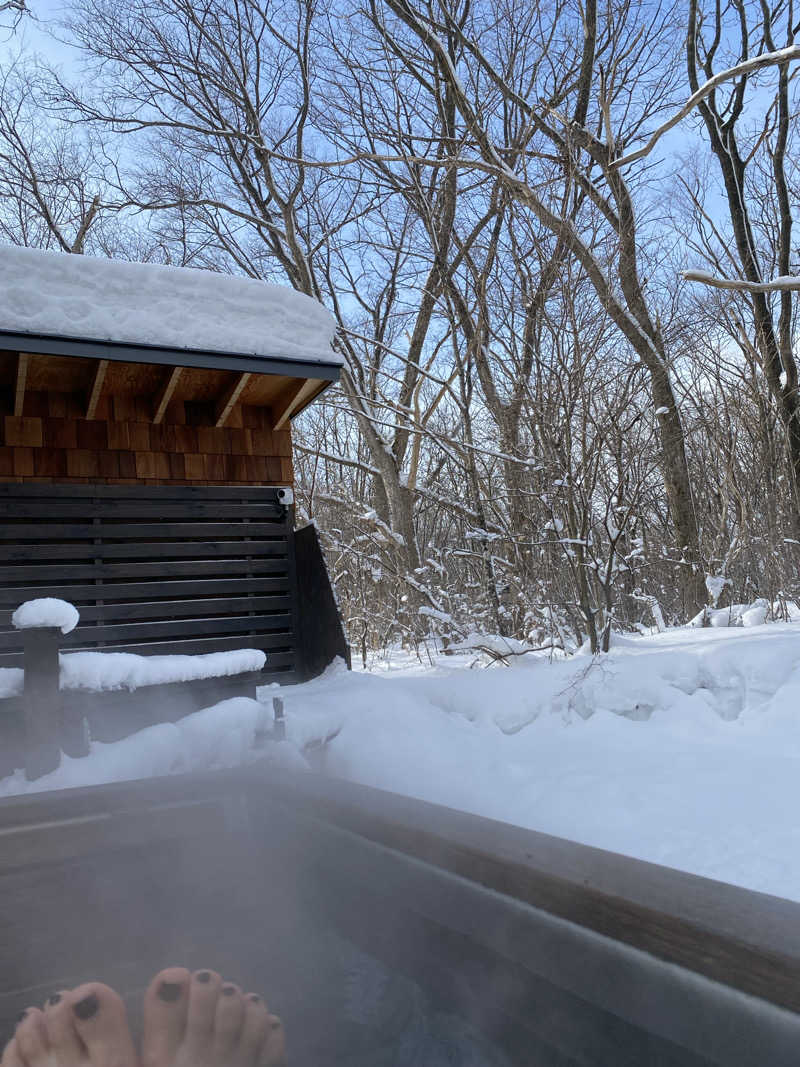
top-left (0, 244), bottom-right (340, 372)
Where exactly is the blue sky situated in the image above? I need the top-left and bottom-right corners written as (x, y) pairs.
top-left (2, 0), bottom-right (77, 69)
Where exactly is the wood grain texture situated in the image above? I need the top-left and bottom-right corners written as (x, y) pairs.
top-left (85, 359), bottom-right (108, 419)
top-left (4, 416), bottom-right (42, 448)
top-left (14, 353), bottom-right (28, 417)
top-left (152, 366), bottom-right (183, 424)
top-left (245, 765), bottom-right (800, 1021)
top-left (0, 484), bottom-right (298, 680)
top-left (272, 377), bottom-right (319, 430)
top-left (214, 371), bottom-right (251, 427)
top-left (0, 331), bottom-right (327, 484)
top-left (0, 404), bottom-right (294, 486)
top-left (12, 448), bottom-right (33, 477)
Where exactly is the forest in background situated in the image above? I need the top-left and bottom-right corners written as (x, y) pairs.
top-left (2, 0), bottom-right (800, 660)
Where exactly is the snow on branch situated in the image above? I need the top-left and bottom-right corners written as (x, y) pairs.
top-left (683, 270), bottom-right (800, 293)
top-left (612, 45), bottom-right (800, 169)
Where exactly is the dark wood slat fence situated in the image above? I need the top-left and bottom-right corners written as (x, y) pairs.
top-left (0, 484), bottom-right (299, 681)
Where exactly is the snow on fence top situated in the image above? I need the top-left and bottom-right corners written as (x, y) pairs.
top-left (59, 648), bottom-right (267, 692)
top-left (0, 648), bottom-right (266, 699)
top-left (0, 244), bottom-right (340, 367)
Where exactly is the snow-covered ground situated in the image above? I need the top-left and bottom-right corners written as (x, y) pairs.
top-left (2, 622), bottom-right (800, 903)
top-left (280, 625), bottom-right (800, 901)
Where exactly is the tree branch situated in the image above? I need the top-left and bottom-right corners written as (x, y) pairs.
top-left (612, 44), bottom-right (800, 169)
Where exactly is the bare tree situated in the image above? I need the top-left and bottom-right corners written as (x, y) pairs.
top-left (0, 59), bottom-right (106, 250)
top-left (0, 0), bottom-right (26, 34)
top-left (685, 0), bottom-right (800, 530)
top-left (12, 0), bottom-right (799, 655)
top-left (374, 0), bottom-right (706, 613)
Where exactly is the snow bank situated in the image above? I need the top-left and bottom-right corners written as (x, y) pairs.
top-left (446, 632), bottom-right (545, 658)
top-left (12, 598), bottom-right (79, 635)
top-left (59, 649), bottom-right (266, 691)
top-left (273, 625), bottom-right (800, 902)
top-left (0, 697), bottom-right (305, 797)
top-left (689, 598), bottom-right (770, 628)
top-left (0, 245), bottom-right (340, 367)
top-left (4, 620), bottom-right (800, 903)
top-left (0, 669), bottom-right (23, 699)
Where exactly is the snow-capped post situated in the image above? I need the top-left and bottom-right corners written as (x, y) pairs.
top-left (20, 627), bottom-right (62, 780)
top-left (12, 599), bottom-right (80, 780)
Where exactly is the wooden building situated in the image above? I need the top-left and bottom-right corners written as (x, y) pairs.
top-left (0, 245), bottom-right (348, 686)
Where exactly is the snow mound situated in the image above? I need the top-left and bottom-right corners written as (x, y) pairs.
top-left (272, 624), bottom-right (800, 900)
top-left (0, 245), bottom-right (340, 368)
top-left (60, 649), bottom-right (266, 692)
top-left (447, 632), bottom-right (538, 658)
top-left (4, 623), bottom-right (800, 903)
top-left (0, 696), bottom-right (305, 797)
top-left (12, 598), bottom-right (80, 635)
top-left (0, 669), bottom-right (23, 699)
top-left (689, 598), bottom-right (770, 628)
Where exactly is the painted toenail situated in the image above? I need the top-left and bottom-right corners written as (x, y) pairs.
top-left (271, 1019), bottom-right (282, 1030)
top-left (195, 971), bottom-right (212, 983)
top-left (157, 982), bottom-right (182, 1002)
top-left (16, 1010), bottom-right (28, 1023)
top-left (222, 984), bottom-right (236, 996)
top-left (48, 994), bottom-right (61, 1006)
top-left (247, 994), bottom-right (261, 1003)
top-left (73, 993), bottom-right (99, 1020)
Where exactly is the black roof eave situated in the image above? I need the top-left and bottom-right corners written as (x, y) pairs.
top-left (0, 330), bottom-right (341, 382)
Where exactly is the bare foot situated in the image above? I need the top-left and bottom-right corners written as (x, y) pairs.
top-left (1, 983), bottom-right (138, 1067)
top-left (141, 968), bottom-right (286, 1067)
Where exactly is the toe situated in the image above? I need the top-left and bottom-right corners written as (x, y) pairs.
top-left (260, 1014), bottom-right (287, 1067)
top-left (238, 994), bottom-right (270, 1062)
top-left (43, 993), bottom-right (85, 1063)
top-left (1, 1037), bottom-right (26, 1067)
top-left (141, 967), bottom-right (190, 1067)
top-left (185, 969), bottom-right (222, 1049)
top-left (14, 1008), bottom-right (48, 1065)
top-left (67, 982), bottom-right (137, 1067)
top-left (213, 983), bottom-right (244, 1054)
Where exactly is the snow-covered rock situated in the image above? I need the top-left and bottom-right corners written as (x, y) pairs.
top-left (741, 598), bottom-right (770, 627)
top-left (447, 632), bottom-right (537, 657)
top-left (11, 598), bottom-right (80, 635)
top-left (689, 599), bottom-right (773, 628)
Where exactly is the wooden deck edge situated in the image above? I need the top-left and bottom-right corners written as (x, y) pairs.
top-left (0, 763), bottom-right (798, 1016)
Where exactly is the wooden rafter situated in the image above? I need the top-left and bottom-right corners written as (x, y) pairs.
top-left (272, 378), bottom-right (321, 430)
top-left (153, 366), bottom-right (183, 424)
top-left (86, 359), bottom-right (109, 420)
top-left (214, 371), bottom-right (251, 428)
top-left (14, 352), bottom-right (29, 417)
